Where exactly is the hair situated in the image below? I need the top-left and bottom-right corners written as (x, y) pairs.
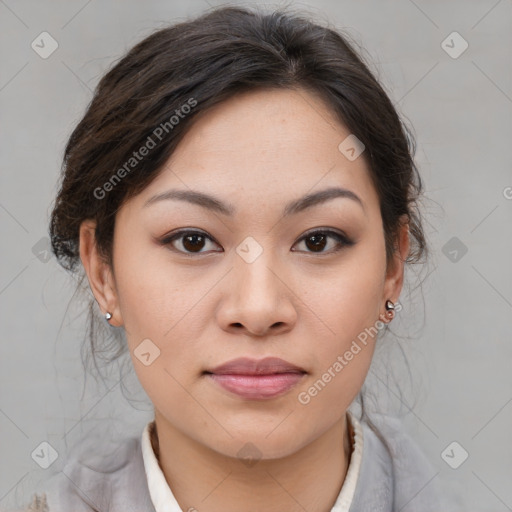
top-left (49, 4), bottom-right (430, 446)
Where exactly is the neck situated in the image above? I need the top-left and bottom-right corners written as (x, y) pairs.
top-left (151, 411), bottom-right (354, 512)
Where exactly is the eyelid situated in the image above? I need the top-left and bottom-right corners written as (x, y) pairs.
top-left (300, 227), bottom-right (349, 241)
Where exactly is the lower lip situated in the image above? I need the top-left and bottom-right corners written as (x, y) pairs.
top-left (207, 372), bottom-right (305, 400)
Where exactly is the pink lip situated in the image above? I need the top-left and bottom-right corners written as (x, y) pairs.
top-left (205, 357), bottom-right (307, 400)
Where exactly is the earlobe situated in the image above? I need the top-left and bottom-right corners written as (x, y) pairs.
top-left (79, 219), bottom-right (121, 326)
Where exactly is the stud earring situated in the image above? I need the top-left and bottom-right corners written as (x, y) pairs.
top-left (105, 312), bottom-right (112, 322)
top-left (383, 300), bottom-right (395, 321)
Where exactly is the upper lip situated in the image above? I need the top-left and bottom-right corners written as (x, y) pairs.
top-left (206, 357), bottom-right (307, 375)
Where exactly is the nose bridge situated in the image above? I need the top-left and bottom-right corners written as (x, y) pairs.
top-left (233, 235), bottom-right (280, 300)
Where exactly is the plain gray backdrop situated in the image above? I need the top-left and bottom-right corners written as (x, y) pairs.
top-left (1, 0), bottom-right (511, 511)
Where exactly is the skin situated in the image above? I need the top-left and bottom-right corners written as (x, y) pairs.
top-left (79, 87), bottom-right (410, 512)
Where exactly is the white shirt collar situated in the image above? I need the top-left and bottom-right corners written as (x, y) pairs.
top-left (141, 409), bottom-right (364, 512)
top-left (331, 409), bottom-right (364, 510)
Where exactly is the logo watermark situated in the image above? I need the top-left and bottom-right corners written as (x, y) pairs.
top-left (297, 302), bottom-right (402, 405)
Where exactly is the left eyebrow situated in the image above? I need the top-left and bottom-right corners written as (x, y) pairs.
top-left (143, 186), bottom-right (365, 216)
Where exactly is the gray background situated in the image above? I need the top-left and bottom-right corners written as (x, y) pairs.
top-left (1, 0), bottom-right (511, 510)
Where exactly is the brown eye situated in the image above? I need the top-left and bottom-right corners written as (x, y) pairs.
top-left (161, 230), bottom-right (221, 255)
top-left (182, 233), bottom-right (206, 252)
top-left (292, 230), bottom-right (354, 254)
top-left (304, 233), bottom-right (328, 252)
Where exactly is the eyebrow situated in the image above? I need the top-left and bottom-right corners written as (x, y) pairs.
top-left (143, 186), bottom-right (365, 216)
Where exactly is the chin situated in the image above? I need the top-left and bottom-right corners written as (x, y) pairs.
top-left (205, 426), bottom-right (311, 462)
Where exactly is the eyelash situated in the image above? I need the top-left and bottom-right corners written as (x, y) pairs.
top-left (159, 228), bottom-right (355, 257)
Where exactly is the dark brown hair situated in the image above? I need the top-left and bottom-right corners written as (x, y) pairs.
top-left (49, 5), bottom-right (429, 417)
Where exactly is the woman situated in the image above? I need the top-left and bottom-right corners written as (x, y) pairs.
top-left (21, 5), bottom-right (447, 511)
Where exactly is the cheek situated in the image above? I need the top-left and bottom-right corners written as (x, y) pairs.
top-left (308, 248), bottom-right (386, 343)
top-left (112, 236), bottom-right (203, 362)
top-left (295, 345), bottom-right (373, 433)
top-left (310, 286), bottom-right (379, 393)
top-left (295, 280), bottom-right (381, 421)
top-left (296, 239), bottom-right (386, 405)
top-left (109, 223), bottom-right (206, 415)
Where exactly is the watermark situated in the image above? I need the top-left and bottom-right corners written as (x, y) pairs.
top-left (93, 97), bottom-right (197, 200)
top-left (134, 338), bottom-right (160, 366)
top-left (441, 441), bottom-right (469, 469)
top-left (338, 134), bottom-right (365, 161)
top-left (237, 441), bottom-right (263, 467)
top-left (442, 236), bottom-right (468, 263)
top-left (297, 302), bottom-right (402, 405)
top-left (441, 31), bottom-right (468, 60)
top-left (31, 31), bottom-right (59, 59)
top-left (31, 441), bottom-right (59, 469)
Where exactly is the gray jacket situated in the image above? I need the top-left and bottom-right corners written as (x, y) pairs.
top-left (16, 413), bottom-right (448, 512)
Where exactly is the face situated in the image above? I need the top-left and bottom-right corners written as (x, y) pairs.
top-left (81, 87), bottom-right (407, 460)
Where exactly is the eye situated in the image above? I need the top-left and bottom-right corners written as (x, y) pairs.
top-left (159, 228), bottom-right (354, 256)
top-left (292, 229), bottom-right (354, 255)
top-left (160, 230), bottom-right (221, 255)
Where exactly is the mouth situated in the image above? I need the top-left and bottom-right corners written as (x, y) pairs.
top-left (203, 356), bottom-right (307, 400)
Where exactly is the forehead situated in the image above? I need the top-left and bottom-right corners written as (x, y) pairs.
top-left (175, 87), bottom-right (348, 160)
top-left (136, 87), bottom-right (378, 215)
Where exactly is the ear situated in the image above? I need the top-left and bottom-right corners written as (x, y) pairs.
top-left (381, 214), bottom-right (410, 315)
top-left (79, 219), bottom-right (123, 327)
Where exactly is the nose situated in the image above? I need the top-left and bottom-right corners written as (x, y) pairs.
top-left (216, 251), bottom-right (298, 338)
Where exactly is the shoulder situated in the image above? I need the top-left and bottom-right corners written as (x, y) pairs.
top-left (17, 431), bottom-right (155, 512)
top-left (349, 411), bottom-right (447, 512)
